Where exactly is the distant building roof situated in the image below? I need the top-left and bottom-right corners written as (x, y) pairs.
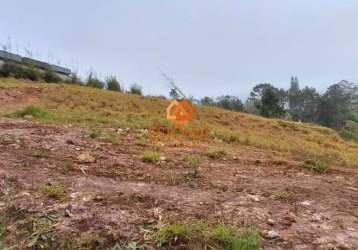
top-left (0, 50), bottom-right (71, 76)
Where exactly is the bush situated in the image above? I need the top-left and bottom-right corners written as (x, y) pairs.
top-left (0, 61), bottom-right (25, 78)
top-left (106, 76), bottom-right (122, 92)
top-left (129, 83), bottom-right (142, 95)
top-left (0, 61), bottom-right (41, 81)
top-left (43, 67), bottom-right (61, 83)
top-left (86, 72), bottom-right (105, 89)
top-left (141, 151), bottom-right (161, 163)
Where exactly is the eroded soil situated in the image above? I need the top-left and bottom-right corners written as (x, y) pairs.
top-left (0, 117), bottom-right (357, 249)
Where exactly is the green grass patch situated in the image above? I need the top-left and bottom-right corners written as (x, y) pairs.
top-left (302, 155), bottom-right (330, 174)
top-left (9, 106), bottom-right (50, 120)
top-left (39, 184), bottom-right (68, 201)
top-left (140, 151), bottom-right (162, 163)
top-left (152, 221), bottom-right (260, 250)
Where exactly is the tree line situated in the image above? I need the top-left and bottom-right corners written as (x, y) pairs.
top-left (195, 77), bottom-right (358, 133)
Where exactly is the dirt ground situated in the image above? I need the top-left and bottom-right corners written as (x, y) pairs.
top-left (0, 117), bottom-right (358, 249)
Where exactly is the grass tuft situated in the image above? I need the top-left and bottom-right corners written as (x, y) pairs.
top-left (141, 151), bottom-right (161, 163)
top-left (206, 148), bottom-right (226, 159)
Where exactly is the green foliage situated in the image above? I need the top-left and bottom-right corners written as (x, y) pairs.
top-left (43, 67), bottom-right (61, 83)
top-left (340, 120), bottom-right (358, 142)
top-left (10, 106), bottom-right (49, 120)
top-left (40, 184), bottom-right (67, 200)
top-left (209, 223), bottom-right (261, 250)
top-left (250, 83), bottom-right (286, 118)
top-left (183, 155), bottom-right (201, 168)
top-left (86, 72), bottom-right (105, 89)
top-left (317, 81), bottom-right (358, 129)
top-left (152, 222), bottom-right (192, 246)
top-left (129, 83), bottom-right (142, 95)
top-left (141, 151), bottom-right (161, 163)
top-left (106, 76), bottom-right (122, 92)
top-left (0, 61), bottom-right (40, 81)
top-left (152, 221), bottom-right (260, 250)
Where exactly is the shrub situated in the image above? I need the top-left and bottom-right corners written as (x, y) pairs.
top-left (0, 61), bottom-right (25, 78)
top-left (23, 66), bottom-right (41, 81)
top-left (43, 67), bottom-right (61, 83)
top-left (129, 83), bottom-right (142, 95)
top-left (141, 151), bottom-right (161, 163)
top-left (106, 76), bottom-right (122, 92)
top-left (86, 72), bottom-right (104, 89)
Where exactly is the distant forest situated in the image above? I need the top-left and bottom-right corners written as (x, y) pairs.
top-left (189, 77), bottom-right (358, 141)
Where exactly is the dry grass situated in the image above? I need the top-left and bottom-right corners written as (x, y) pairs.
top-left (1, 78), bottom-right (358, 168)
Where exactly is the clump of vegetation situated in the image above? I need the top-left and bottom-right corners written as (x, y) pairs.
top-left (183, 154), bottom-right (201, 168)
top-left (340, 120), bottom-right (358, 143)
top-left (129, 83), bottom-right (142, 95)
top-left (86, 72), bottom-right (105, 89)
top-left (27, 213), bottom-right (58, 249)
top-left (184, 169), bottom-right (199, 181)
top-left (141, 151), bottom-right (161, 163)
top-left (206, 148), bottom-right (226, 159)
top-left (0, 61), bottom-right (41, 81)
top-left (40, 184), bottom-right (67, 200)
top-left (89, 127), bottom-right (102, 139)
top-left (302, 155), bottom-right (330, 174)
top-left (43, 67), bottom-right (61, 83)
top-left (106, 76), bottom-right (122, 92)
top-left (10, 106), bottom-right (50, 120)
top-left (271, 190), bottom-right (292, 201)
top-left (152, 222), bottom-right (192, 246)
top-left (152, 221), bottom-right (261, 250)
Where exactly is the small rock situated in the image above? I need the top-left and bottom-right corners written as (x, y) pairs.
top-left (77, 153), bottom-right (96, 163)
top-left (266, 230), bottom-right (280, 239)
top-left (66, 139), bottom-right (75, 145)
top-left (65, 209), bottom-right (73, 217)
top-left (267, 218), bottom-right (275, 226)
top-left (75, 147), bottom-right (81, 151)
top-left (300, 200), bottom-right (312, 206)
top-left (247, 194), bottom-right (260, 202)
top-left (159, 156), bottom-right (166, 161)
top-left (117, 128), bottom-right (123, 134)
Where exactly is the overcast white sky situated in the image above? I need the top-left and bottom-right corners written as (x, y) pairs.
top-left (1, 0), bottom-right (358, 99)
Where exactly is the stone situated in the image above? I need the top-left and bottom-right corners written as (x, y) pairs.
top-left (77, 153), bottom-right (95, 163)
top-left (266, 230), bottom-right (280, 239)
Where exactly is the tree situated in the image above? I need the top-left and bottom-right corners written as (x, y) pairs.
top-left (169, 88), bottom-right (180, 99)
top-left (317, 81), bottom-right (358, 129)
top-left (106, 76), bottom-right (122, 92)
top-left (256, 87), bottom-right (285, 118)
top-left (288, 76), bottom-right (302, 120)
top-left (216, 95), bottom-right (244, 111)
top-left (300, 87), bottom-right (320, 123)
top-left (200, 96), bottom-right (215, 106)
top-left (250, 83), bottom-right (286, 118)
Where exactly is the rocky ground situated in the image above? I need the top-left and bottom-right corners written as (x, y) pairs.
top-left (0, 118), bottom-right (358, 249)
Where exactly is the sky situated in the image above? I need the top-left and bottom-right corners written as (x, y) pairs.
top-left (1, 0), bottom-right (358, 100)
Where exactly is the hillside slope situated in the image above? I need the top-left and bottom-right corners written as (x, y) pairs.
top-left (0, 78), bottom-right (358, 249)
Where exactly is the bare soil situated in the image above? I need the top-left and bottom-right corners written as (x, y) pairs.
top-left (0, 117), bottom-right (358, 249)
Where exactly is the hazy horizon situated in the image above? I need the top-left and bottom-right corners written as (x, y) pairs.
top-left (1, 0), bottom-right (358, 100)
